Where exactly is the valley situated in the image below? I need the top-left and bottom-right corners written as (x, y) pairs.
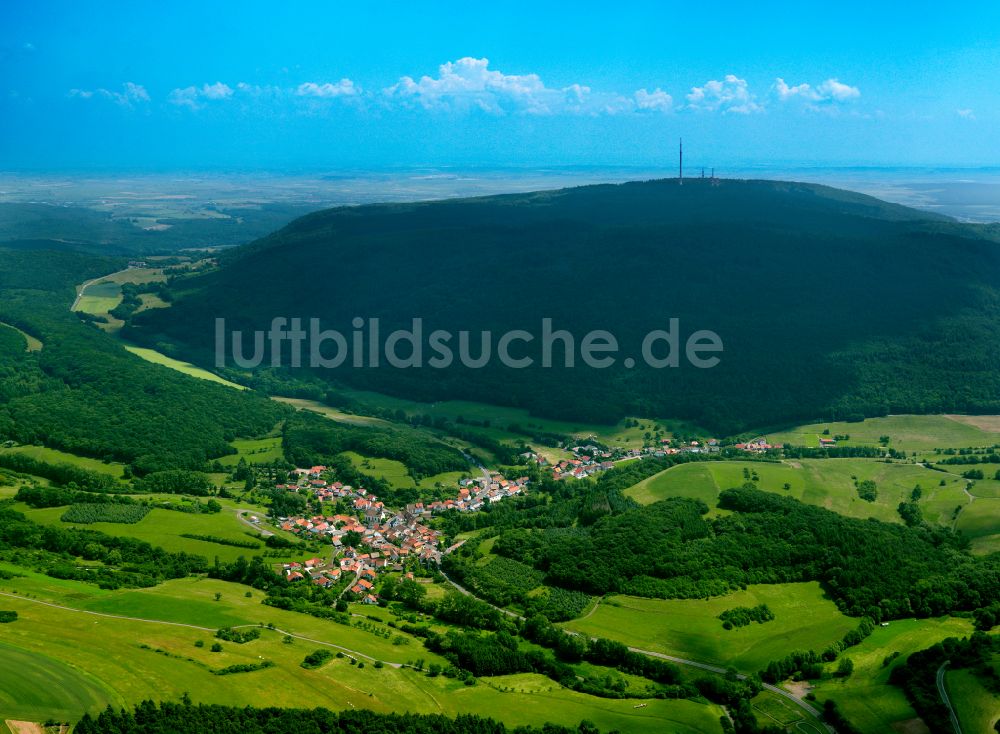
top-left (0, 183), bottom-right (998, 734)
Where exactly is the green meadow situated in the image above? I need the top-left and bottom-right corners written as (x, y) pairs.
top-left (343, 450), bottom-right (468, 490)
top-left (0, 322), bottom-right (42, 352)
top-left (628, 457), bottom-right (1000, 554)
top-left (74, 280), bottom-right (122, 315)
top-left (811, 616), bottom-right (974, 734)
top-left (0, 444), bottom-right (127, 479)
top-left (271, 397), bottom-right (392, 427)
top-left (0, 641), bottom-right (120, 722)
top-left (768, 414), bottom-right (1000, 452)
top-left (955, 498), bottom-right (1000, 554)
top-left (627, 458), bottom-right (967, 524)
top-left (123, 345), bottom-right (247, 390)
top-left (16, 504), bottom-right (291, 563)
top-left (563, 582), bottom-right (856, 672)
top-left (947, 665), bottom-right (1000, 734)
top-left (217, 437), bottom-right (285, 467)
top-left (750, 690), bottom-right (826, 734)
top-left (0, 573), bottom-right (723, 733)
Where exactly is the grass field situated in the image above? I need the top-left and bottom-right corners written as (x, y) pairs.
top-left (563, 582), bottom-right (856, 672)
top-left (74, 280), bottom-right (122, 315)
top-left (135, 293), bottom-right (169, 313)
top-left (768, 414), bottom-right (1000, 452)
top-left (947, 665), bottom-right (1000, 734)
top-left (627, 459), bottom-right (968, 524)
top-left (0, 641), bottom-right (119, 723)
top-left (0, 444), bottom-right (126, 479)
top-left (217, 437), bottom-right (284, 467)
top-left (0, 573), bottom-right (724, 732)
top-left (123, 345), bottom-right (246, 390)
top-left (627, 458), bottom-right (1000, 555)
top-left (954, 497), bottom-right (1000, 554)
top-left (0, 322), bottom-right (42, 352)
top-left (750, 690), bottom-right (826, 733)
top-left (272, 397), bottom-right (392, 427)
top-left (343, 451), bottom-right (468, 490)
top-left (811, 616), bottom-right (974, 734)
top-left (17, 504), bottom-right (288, 563)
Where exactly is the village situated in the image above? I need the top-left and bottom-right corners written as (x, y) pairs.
top-left (267, 433), bottom-right (794, 604)
top-left (528, 435), bottom-right (782, 481)
top-left (271, 465), bottom-right (530, 604)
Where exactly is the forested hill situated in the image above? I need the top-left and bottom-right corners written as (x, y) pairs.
top-left (131, 178), bottom-right (1000, 433)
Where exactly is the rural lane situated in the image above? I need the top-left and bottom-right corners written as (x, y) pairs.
top-left (71, 269), bottom-right (132, 311)
top-left (0, 590), bottom-right (402, 667)
top-left (438, 569), bottom-right (835, 733)
top-left (936, 661), bottom-right (963, 734)
top-left (234, 509), bottom-right (274, 537)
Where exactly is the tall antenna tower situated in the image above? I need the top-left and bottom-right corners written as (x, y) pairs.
top-left (678, 138), bottom-right (683, 185)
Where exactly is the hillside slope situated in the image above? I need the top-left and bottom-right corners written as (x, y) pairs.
top-left (130, 179), bottom-right (1000, 433)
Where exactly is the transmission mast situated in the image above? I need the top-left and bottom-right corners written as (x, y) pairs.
top-left (678, 138), bottom-right (683, 185)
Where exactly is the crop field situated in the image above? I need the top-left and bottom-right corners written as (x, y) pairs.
top-left (0, 574), bottom-right (723, 733)
top-left (768, 414), bottom-right (1000, 452)
top-left (563, 582), bottom-right (856, 672)
top-left (0, 444), bottom-right (126, 478)
top-left (627, 458), bottom-right (968, 524)
top-left (16, 504), bottom-right (288, 563)
top-left (811, 616), bottom-right (974, 734)
top-left (123, 345), bottom-right (247, 389)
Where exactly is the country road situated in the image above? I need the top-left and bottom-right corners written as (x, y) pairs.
top-left (71, 269), bottom-right (130, 311)
top-left (461, 451), bottom-right (492, 486)
top-left (234, 509), bottom-right (274, 537)
top-left (937, 661), bottom-right (963, 734)
top-left (0, 590), bottom-right (401, 667)
top-left (438, 569), bottom-right (835, 733)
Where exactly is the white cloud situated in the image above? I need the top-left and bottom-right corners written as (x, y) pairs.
top-left (383, 57), bottom-right (603, 115)
top-left (774, 77), bottom-right (860, 104)
top-left (817, 78), bottom-right (860, 101)
top-left (168, 82), bottom-right (233, 109)
top-left (296, 79), bottom-right (359, 98)
top-left (68, 82), bottom-right (149, 107)
top-left (634, 87), bottom-right (673, 112)
top-left (957, 108), bottom-right (976, 120)
top-left (686, 75), bottom-right (762, 114)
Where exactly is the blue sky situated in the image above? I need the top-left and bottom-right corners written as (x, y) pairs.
top-left (2, 1), bottom-right (999, 170)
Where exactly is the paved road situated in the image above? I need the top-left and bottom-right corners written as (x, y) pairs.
top-left (234, 509), bottom-right (274, 537)
top-left (0, 589), bottom-right (401, 667)
top-left (461, 451), bottom-right (492, 486)
top-left (439, 570), bottom-right (835, 732)
top-left (937, 661), bottom-right (963, 734)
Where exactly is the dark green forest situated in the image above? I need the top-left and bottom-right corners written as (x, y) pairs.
top-left (0, 249), bottom-right (287, 473)
top-left (131, 178), bottom-right (1000, 433)
top-left (73, 700), bottom-right (604, 734)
